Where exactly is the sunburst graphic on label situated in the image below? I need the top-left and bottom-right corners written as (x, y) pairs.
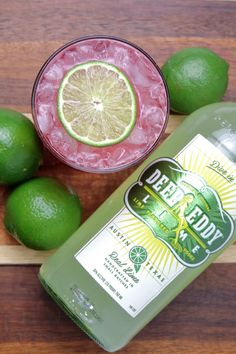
top-left (117, 211), bottom-right (182, 276)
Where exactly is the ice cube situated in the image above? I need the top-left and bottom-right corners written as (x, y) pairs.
top-left (63, 50), bottom-right (78, 66)
top-left (78, 144), bottom-right (95, 155)
top-left (84, 152), bottom-right (100, 164)
top-left (126, 47), bottom-right (139, 65)
top-left (108, 147), bottom-right (126, 166)
top-left (129, 62), bottom-right (152, 88)
top-left (150, 84), bottom-right (165, 99)
top-left (107, 45), bottom-right (130, 67)
top-left (95, 157), bottom-right (110, 170)
top-left (44, 63), bottom-right (64, 83)
top-left (125, 126), bottom-right (148, 146)
top-left (127, 51), bottom-right (158, 88)
top-left (37, 103), bottom-right (50, 116)
top-left (76, 144), bottom-right (101, 169)
top-left (136, 53), bottom-right (162, 82)
top-left (157, 91), bottom-right (167, 111)
top-left (37, 81), bottom-right (55, 104)
top-left (114, 150), bottom-right (137, 167)
top-left (38, 110), bottom-right (54, 134)
top-left (93, 40), bottom-right (110, 60)
top-left (76, 43), bottom-right (94, 61)
top-left (110, 146), bottom-right (139, 167)
top-left (142, 106), bottom-right (165, 127)
top-left (50, 128), bottom-right (64, 146)
top-left (50, 127), bottom-right (78, 156)
top-left (80, 153), bottom-right (106, 170)
top-left (139, 88), bottom-right (157, 116)
top-left (76, 154), bottom-right (84, 165)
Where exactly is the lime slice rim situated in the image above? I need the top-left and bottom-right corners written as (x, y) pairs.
top-left (57, 60), bottom-right (137, 147)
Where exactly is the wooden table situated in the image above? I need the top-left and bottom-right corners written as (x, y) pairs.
top-left (1, 1), bottom-right (236, 353)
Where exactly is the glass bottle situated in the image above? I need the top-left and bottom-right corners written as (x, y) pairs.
top-left (40, 102), bottom-right (236, 352)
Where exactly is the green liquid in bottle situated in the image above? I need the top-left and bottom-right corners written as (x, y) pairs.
top-left (40, 103), bottom-right (236, 352)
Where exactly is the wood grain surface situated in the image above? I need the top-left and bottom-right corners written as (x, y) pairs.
top-left (0, 1), bottom-right (236, 353)
top-left (0, 265), bottom-right (236, 354)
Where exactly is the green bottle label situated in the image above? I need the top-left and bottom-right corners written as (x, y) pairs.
top-left (125, 157), bottom-right (234, 267)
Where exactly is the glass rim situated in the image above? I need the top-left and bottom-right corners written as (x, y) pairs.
top-left (31, 35), bottom-right (170, 173)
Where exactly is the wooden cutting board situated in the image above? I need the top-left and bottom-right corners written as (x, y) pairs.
top-left (0, 114), bottom-right (235, 265)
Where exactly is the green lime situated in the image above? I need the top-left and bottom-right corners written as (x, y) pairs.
top-left (4, 177), bottom-right (82, 250)
top-left (58, 61), bottom-right (137, 147)
top-left (0, 108), bottom-right (42, 185)
top-left (162, 47), bottom-right (229, 114)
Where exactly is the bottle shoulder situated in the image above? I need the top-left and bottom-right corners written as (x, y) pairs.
top-left (173, 103), bottom-right (236, 162)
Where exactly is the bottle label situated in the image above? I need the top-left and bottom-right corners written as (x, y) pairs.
top-left (75, 134), bottom-right (236, 317)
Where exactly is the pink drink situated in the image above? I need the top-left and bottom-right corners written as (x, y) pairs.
top-left (32, 36), bottom-right (169, 173)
